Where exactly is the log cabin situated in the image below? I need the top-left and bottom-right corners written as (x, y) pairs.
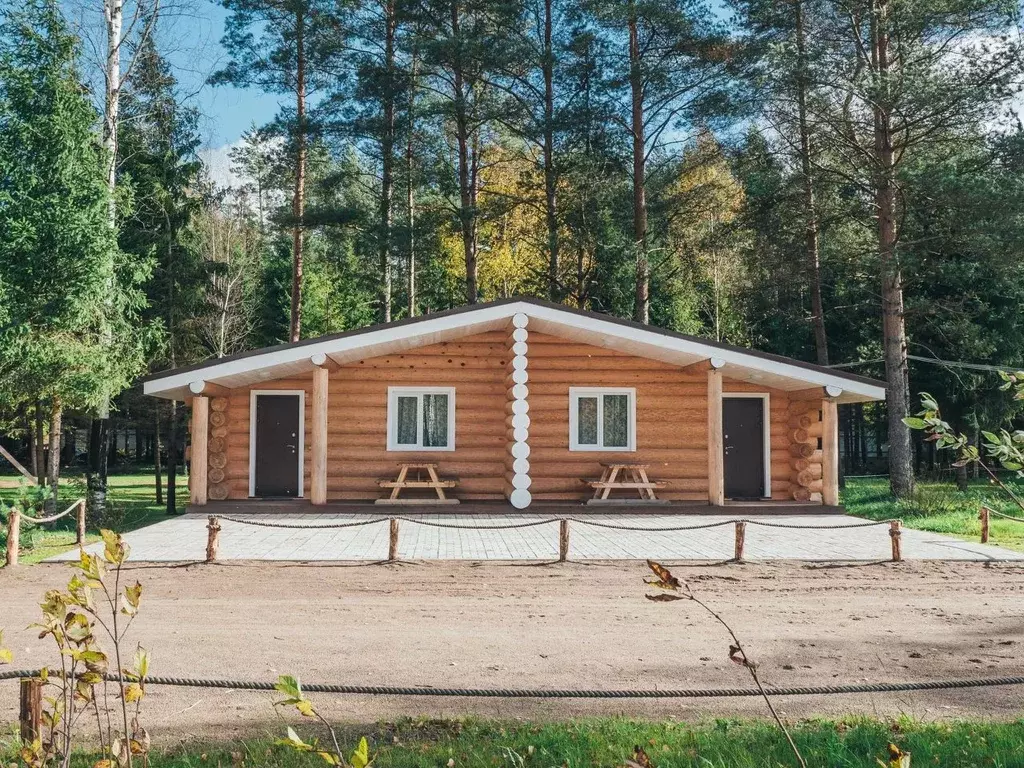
top-left (142, 298), bottom-right (885, 510)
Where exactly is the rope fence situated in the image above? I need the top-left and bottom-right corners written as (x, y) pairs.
top-left (205, 513), bottom-right (905, 564)
top-left (3, 499), bottom-right (85, 568)
top-left (979, 505), bottom-right (1024, 543)
top-left (4, 667), bottom-right (1024, 699)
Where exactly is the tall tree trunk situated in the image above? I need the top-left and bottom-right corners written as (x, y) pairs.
top-left (542, 0), bottom-right (559, 301)
top-left (872, 0), bottom-right (914, 498)
top-left (379, 0), bottom-right (397, 322)
top-left (154, 407), bottom-right (163, 505)
top-left (88, 0), bottom-right (124, 523)
top-left (628, 5), bottom-right (648, 323)
top-left (166, 401), bottom-right (178, 514)
top-left (793, 0), bottom-right (828, 365)
top-left (34, 402), bottom-right (45, 486)
top-left (407, 46), bottom-right (418, 317)
top-left (46, 401), bottom-right (62, 512)
top-left (452, 1), bottom-right (478, 304)
top-left (289, 6), bottom-right (307, 342)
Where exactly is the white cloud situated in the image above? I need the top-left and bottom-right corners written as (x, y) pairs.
top-left (199, 140), bottom-right (245, 190)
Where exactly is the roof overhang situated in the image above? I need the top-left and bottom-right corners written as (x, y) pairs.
top-left (143, 299), bottom-right (886, 404)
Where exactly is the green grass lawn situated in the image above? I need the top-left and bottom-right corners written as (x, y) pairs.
top-left (1, 470), bottom-right (176, 564)
top-left (842, 476), bottom-right (1024, 552)
top-left (4, 717), bottom-right (1024, 768)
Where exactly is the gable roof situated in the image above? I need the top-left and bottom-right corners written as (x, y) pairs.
top-left (143, 297), bottom-right (886, 403)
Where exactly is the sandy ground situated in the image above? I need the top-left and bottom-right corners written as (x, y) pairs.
top-left (2, 559), bottom-right (1024, 742)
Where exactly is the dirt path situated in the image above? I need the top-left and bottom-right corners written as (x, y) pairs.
top-left (2, 560), bottom-right (1023, 741)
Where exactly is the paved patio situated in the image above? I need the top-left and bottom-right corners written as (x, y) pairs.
top-left (50, 512), bottom-right (1024, 562)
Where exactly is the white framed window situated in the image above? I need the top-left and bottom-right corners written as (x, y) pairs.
top-left (386, 386), bottom-right (456, 451)
top-left (569, 387), bottom-right (636, 451)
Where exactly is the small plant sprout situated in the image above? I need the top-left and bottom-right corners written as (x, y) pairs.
top-left (24, 529), bottom-right (150, 768)
top-left (274, 675), bottom-right (371, 768)
top-left (878, 742), bottom-right (912, 768)
top-left (643, 560), bottom-right (807, 768)
top-left (904, 378), bottom-right (1024, 512)
top-left (0, 629), bottom-right (11, 664)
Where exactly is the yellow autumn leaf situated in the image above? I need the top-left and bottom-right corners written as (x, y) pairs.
top-left (350, 736), bottom-right (370, 768)
top-left (124, 683), bottom-right (144, 702)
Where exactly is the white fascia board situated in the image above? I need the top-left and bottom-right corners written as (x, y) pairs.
top-left (521, 303), bottom-right (887, 402)
top-left (143, 302), bottom-right (520, 398)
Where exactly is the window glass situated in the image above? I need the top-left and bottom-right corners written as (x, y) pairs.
top-left (603, 394), bottom-right (629, 448)
top-left (422, 393), bottom-right (449, 448)
top-left (577, 396), bottom-right (598, 445)
top-left (395, 396), bottom-right (418, 445)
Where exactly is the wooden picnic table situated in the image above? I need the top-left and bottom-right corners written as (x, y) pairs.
top-left (585, 463), bottom-right (667, 505)
top-left (376, 463), bottom-right (460, 505)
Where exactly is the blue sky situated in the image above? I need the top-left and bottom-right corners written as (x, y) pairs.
top-left (160, 1), bottom-right (280, 149)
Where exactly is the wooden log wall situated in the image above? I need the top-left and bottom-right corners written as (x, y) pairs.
top-left (526, 333), bottom-right (791, 502)
top-left (788, 398), bottom-right (825, 502)
top-left (207, 396), bottom-right (231, 500)
top-left (217, 332), bottom-right (510, 501)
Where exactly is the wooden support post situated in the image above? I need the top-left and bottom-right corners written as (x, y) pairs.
top-left (389, 518), bottom-right (399, 561)
top-left (206, 516), bottom-right (221, 562)
top-left (5, 507), bottom-right (20, 567)
top-left (19, 678), bottom-right (42, 744)
top-left (707, 368), bottom-right (724, 506)
top-left (980, 506), bottom-right (990, 543)
top-left (75, 499), bottom-right (86, 547)
top-left (821, 399), bottom-right (840, 506)
top-left (190, 396), bottom-right (209, 506)
top-left (311, 366), bottom-right (329, 505)
top-left (889, 520), bottom-right (902, 562)
top-left (559, 519), bottom-right (570, 562)
top-left (733, 521), bottom-right (746, 562)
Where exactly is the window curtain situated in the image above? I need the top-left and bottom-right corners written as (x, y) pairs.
top-left (396, 396), bottom-right (418, 444)
top-left (422, 393), bottom-right (449, 447)
top-left (577, 396), bottom-right (598, 445)
top-left (602, 394), bottom-right (629, 448)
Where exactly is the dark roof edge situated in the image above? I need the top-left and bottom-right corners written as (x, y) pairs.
top-left (142, 296), bottom-right (885, 391)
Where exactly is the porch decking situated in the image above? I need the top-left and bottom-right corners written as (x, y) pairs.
top-left (50, 506), bottom-right (1024, 563)
top-left (184, 499), bottom-right (846, 516)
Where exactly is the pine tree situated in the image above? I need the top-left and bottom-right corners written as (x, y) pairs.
top-left (0, 0), bottom-right (149, 506)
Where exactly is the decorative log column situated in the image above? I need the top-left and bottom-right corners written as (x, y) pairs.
top-left (190, 395), bottom-right (209, 506)
top-left (506, 312), bottom-right (532, 509)
top-left (707, 360), bottom-right (725, 506)
top-left (821, 396), bottom-right (840, 506)
top-left (311, 361), bottom-right (330, 505)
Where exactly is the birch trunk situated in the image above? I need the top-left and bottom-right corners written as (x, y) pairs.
top-left (379, 0), bottom-right (396, 322)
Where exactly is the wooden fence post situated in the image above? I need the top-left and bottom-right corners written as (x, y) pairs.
top-left (889, 520), bottom-right (902, 562)
top-left (5, 508), bottom-right (20, 567)
top-left (75, 500), bottom-right (86, 547)
top-left (389, 518), bottom-right (399, 561)
top-left (559, 519), bottom-right (570, 562)
top-left (19, 678), bottom-right (42, 744)
top-left (733, 521), bottom-right (746, 562)
top-left (980, 506), bottom-right (990, 544)
top-left (206, 516), bottom-right (221, 562)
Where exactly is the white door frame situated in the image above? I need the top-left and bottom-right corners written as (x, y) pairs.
top-left (722, 393), bottom-right (771, 499)
top-left (249, 390), bottom-right (306, 498)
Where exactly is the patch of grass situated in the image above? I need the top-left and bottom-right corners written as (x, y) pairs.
top-left (844, 476), bottom-right (1024, 551)
top-left (5, 717), bottom-right (1024, 768)
top-left (0, 471), bottom-right (178, 564)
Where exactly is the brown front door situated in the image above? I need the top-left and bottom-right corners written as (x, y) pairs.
top-left (253, 394), bottom-right (301, 497)
top-left (723, 397), bottom-right (766, 500)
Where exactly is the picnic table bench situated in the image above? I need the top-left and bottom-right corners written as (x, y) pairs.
top-left (376, 463), bottom-right (460, 505)
top-left (585, 463), bottom-right (667, 505)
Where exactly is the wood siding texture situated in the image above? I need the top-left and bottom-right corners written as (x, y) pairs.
top-left (212, 329), bottom-right (803, 503)
top-left (526, 333), bottom-right (792, 502)
top-left (221, 331), bottom-right (509, 501)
